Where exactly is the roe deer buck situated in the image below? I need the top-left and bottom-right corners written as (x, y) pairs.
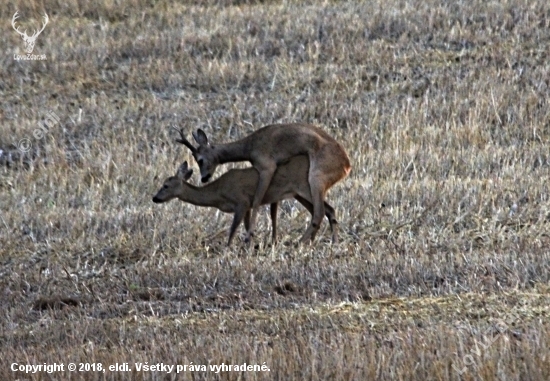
top-left (173, 123), bottom-right (351, 243)
top-left (152, 157), bottom-right (339, 245)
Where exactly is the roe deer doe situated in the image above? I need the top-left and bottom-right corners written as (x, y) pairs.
top-left (152, 157), bottom-right (338, 245)
top-left (173, 123), bottom-right (351, 243)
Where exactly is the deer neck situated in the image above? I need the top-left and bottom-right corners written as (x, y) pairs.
top-left (216, 140), bottom-right (251, 164)
top-left (178, 182), bottom-right (225, 208)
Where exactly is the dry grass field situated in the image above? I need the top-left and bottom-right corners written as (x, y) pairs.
top-left (1, 0), bottom-right (550, 379)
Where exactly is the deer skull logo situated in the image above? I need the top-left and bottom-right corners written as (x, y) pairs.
top-left (12, 11), bottom-right (49, 54)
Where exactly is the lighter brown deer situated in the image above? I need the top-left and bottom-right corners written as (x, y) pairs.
top-left (152, 156), bottom-right (339, 245)
top-left (174, 123), bottom-right (351, 243)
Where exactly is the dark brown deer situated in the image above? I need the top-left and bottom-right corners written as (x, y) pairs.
top-left (152, 157), bottom-right (339, 245)
top-left (173, 123), bottom-right (350, 243)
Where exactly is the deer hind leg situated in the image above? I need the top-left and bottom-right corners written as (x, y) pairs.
top-left (295, 195), bottom-right (338, 243)
top-left (299, 167), bottom-right (326, 243)
top-left (300, 143), bottom-right (349, 243)
top-left (323, 202), bottom-right (339, 243)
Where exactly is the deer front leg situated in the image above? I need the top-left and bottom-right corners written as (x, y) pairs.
top-left (243, 209), bottom-right (254, 243)
top-left (244, 210), bottom-right (251, 232)
top-left (248, 163), bottom-right (277, 240)
top-left (270, 202), bottom-right (278, 243)
top-left (228, 207), bottom-right (246, 246)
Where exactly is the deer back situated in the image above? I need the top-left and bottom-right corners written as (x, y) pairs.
top-left (204, 155), bottom-right (311, 208)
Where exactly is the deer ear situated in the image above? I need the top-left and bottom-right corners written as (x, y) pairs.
top-left (193, 129), bottom-right (209, 146)
top-left (176, 162), bottom-right (189, 179)
top-left (184, 169), bottom-right (193, 181)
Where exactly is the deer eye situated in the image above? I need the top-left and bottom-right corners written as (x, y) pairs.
top-left (197, 159), bottom-right (204, 166)
top-left (163, 185), bottom-right (168, 189)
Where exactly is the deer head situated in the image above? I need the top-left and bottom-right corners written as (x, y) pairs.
top-left (172, 126), bottom-right (219, 183)
top-left (152, 162), bottom-right (194, 203)
top-left (12, 11), bottom-right (49, 54)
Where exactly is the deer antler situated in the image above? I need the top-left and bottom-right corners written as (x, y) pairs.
top-left (171, 126), bottom-right (197, 153)
top-left (32, 13), bottom-right (49, 38)
top-left (11, 11), bottom-right (48, 39)
top-left (12, 11), bottom-right (27, 37)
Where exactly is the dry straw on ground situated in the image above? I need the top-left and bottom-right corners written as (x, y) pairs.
top-left (1, 0), bottom-right (549, 379)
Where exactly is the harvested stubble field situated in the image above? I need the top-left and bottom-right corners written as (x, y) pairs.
top-left (1, 0), bottom-right (550, 379)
